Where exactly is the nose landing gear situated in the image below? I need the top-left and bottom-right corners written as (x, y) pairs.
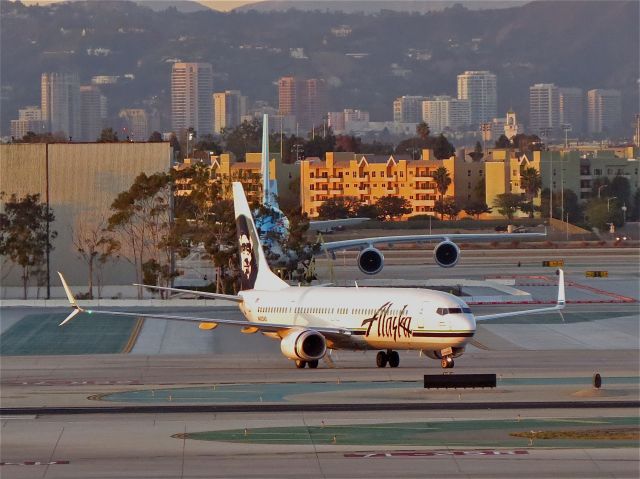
top-left (440, 356), bottom-right (455, 369)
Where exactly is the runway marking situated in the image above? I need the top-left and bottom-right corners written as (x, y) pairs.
top-left (1, 379), bottom-right (142, 386)
top-left (344, 450), bottom-right (529, 458)
top-left (0, 461), bottom-right (69, 466)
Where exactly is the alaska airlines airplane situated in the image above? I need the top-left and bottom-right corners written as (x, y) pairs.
top-left (255, 114), bottom-right (545, 275)
top-left (59, 183), bottom-right (565, 369)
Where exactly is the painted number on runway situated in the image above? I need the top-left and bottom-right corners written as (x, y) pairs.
top-left (345, 450), bottom-right (529, 458)
top-left (0, 461), bottom-right (69, 466)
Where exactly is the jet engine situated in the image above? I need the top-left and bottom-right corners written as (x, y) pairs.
top-left (280, 329), bottom-right (327, 361)
top-left (433, 240), bottom-right (460, 268)
top-left (357, 247), bottom-right (384, 275)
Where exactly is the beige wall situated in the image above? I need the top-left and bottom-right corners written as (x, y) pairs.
top-left (0, 143), bottom-right (173, 294)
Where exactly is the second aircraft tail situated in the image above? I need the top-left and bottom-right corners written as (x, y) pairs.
top-left (233, 182), bottom-right (289, 291)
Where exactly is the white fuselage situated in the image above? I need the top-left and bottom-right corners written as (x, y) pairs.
top-left (238, 286), bottom-right (476, 352)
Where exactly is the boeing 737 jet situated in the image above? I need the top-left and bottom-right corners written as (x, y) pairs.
top-left (59, 182), bottom-right (565, 369)
top-left (256, 114), bottom-right (545, 275)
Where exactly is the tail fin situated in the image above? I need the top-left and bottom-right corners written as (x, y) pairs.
top-left (261, 113), bottom-right (279, 209)
top-left (233, 182), bottom-right (288, 291)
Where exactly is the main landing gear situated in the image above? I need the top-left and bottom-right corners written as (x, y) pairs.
top-left (295, 359), bottom-right (319, 369)
top-left (440, 356), bottom-right (455, 369)
top-left (376, 350), bottom-right (400, 368)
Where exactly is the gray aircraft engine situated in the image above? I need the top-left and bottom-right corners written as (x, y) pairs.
top-left (433, 240), bottom-right (460, 268)
top-left (280, 328), bottom-right (327, 361)
top-left (357, 247), bottom-right (384, 275)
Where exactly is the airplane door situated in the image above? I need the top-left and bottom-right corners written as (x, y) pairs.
top-left (421, 301), bottom-right (450, 331)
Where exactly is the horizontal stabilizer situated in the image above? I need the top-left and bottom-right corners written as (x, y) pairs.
top-left (475, 269), bottom-right (566, 321)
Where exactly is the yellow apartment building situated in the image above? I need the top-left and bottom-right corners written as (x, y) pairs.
top-left (175, 152), bottom-right (300, 207)
top-left (484, 148), bottom-right (542, 217)
top-left (300, 150), bottom-right (455, 218)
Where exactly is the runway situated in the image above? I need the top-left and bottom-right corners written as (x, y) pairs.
top-left (1, 248), bottom-right (638, 477)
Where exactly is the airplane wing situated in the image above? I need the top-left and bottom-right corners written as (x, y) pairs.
top-left (474, 269), bottom-right (566, 321)
top-left (309, 218), bottom-right (370, 232)
top-left (132, 284), bottom-right (242, 303)
top-left (321, 232), bottom-right (546, 252)
top-left (57, 272), bottom-right (351, 336)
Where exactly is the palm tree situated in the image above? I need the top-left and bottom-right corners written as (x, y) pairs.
top-left (520, 166), bottom-right (542, 218)
top-left (432, 166), bottom-right (452, 200)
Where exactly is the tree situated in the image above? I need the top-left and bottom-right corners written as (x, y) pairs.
top-left (222, 119), bottom-right (262, 159)
top-left (511, 133), bottom-right (542, 152)
top-left (107, 172), bottom-right (174, 298)
top-left (628, 189), bottom-right (640, 221)
top-left (494, 134), bottom-right (511, 148)
top-left (432, 166), bottom-right (452, 199)
top-left (148, 131), bottom-right (163, 142)
top-left (317, 197), bottom-right (361, 219)
top-left (520, 166), bottom-right (542, 218)
top-left (492, 193), bottom-right (523, 221)
top-left (71, 215), bottom-right (118, 299)
top-left (303, 127), bottom-right (336, 158)
top-left (194, 134), bottom-right (222, 154)
top-left (434, 197), bottom-right (461, 220)
top-left (375, 195), bottom-right (412, 220)
top-left (609, 175), bottom-right (631, 206)
top-left (97, 127), bottom-right (119, 142)
top-left (584, 198), bottom-right (623, 230)
top-left (20, 131), bottom-right (67, 143)
top-left (335, 134), bottom-right (361, 153)
top-left (0, 193), bottom-right (56, 299)
top-left (468, 141), bottom-right (484, 161)
top-left (432, 133), bottom-right (455, 160)
top-left (356, 203), bottom-right (380, 219)
top-left (463, 200), bottom-right (492, 219)
top-left (540, 188), bottom-right (582, 223)
top-left (416, 122), bottom-right (431, 140)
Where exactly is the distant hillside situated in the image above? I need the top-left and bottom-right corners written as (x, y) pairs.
top-left (1, 0), bottom-right (638, 136)
top-left (235, 1), bottom-right (529, 14)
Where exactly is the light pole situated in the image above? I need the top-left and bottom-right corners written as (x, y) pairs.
top-left (607, 196), bottom-right (617, 212)
top-left (561, 123), bottom-right (571, 149)
top-left (622, 203), bottom-right (627, 223)
top-left (597, 184), bottom-right (607, 198)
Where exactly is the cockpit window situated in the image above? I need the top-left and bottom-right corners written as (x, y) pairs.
top-left (437, 307), bottom-right (472, 315)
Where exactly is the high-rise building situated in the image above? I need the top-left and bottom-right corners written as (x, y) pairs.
top-left (393, 96), bottom-right (425, 123)
top-left (328, 109), bottom-right (370, 133)
top-left (213, 90), bottom-right (247, 133)
top-left (421, 96), bottom-right (470, 133)
top-left (41, 72), bottom-right (81, 139)
top-left (278, 76), bottom-right (326, 131)
top-left (559, 87), bottom-right (584, 134)
top-left (118, 109), bottom-right (149, 141)
top-left (529, 83), bottom-right (560, 135)
top-left (10, 106), bottom-right (46, 140)
top-left (171, 62), bottom-right (213, 135)
top-left (80, 85), bottom-right (105, 141)
top-left (587, 89), bottom-right (622, 135)
top-left (457, 71), bottom-right (497, 127)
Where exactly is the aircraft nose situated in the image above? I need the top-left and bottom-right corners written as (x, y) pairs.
top-left (451, 314), bottom-right (476, 333)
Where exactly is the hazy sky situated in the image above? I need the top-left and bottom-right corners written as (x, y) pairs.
top-left (21, 0), bottom-right (261, 11)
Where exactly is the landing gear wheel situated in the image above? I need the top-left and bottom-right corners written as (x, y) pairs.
top-left (295, 360), bottom-right (307, 369)
top-left (376, 351), bottom-right (388, 368)
top-left (440, 356), bottom-right (454, 369)
top-left (388, 350), bottom-right (400, 368)
top-left (308, 360), bottom-right (319, 369)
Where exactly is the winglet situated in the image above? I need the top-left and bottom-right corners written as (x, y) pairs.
top-left (557, 268), bottom-right (565, 307)
top-left (57, 272), bottom-right (83, 326)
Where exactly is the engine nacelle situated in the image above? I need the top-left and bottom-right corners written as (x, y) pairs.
top-left (280, 328), bottom-right (327, 361)
top-left (433, 240), bottom-right (460, 268)
top-left (357, 247), bottom-right (384, 275)
top-left (422, 347), bottom-right (466, 359)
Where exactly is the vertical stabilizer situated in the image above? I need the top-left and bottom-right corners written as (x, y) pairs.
top-left (233, 182), bottom-right (289, 291)
top-left (261, 113), bottom-right (278, 208)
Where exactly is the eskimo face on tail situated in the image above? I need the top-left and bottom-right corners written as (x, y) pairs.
top-left (236, 214), bottom-right (259, 290)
